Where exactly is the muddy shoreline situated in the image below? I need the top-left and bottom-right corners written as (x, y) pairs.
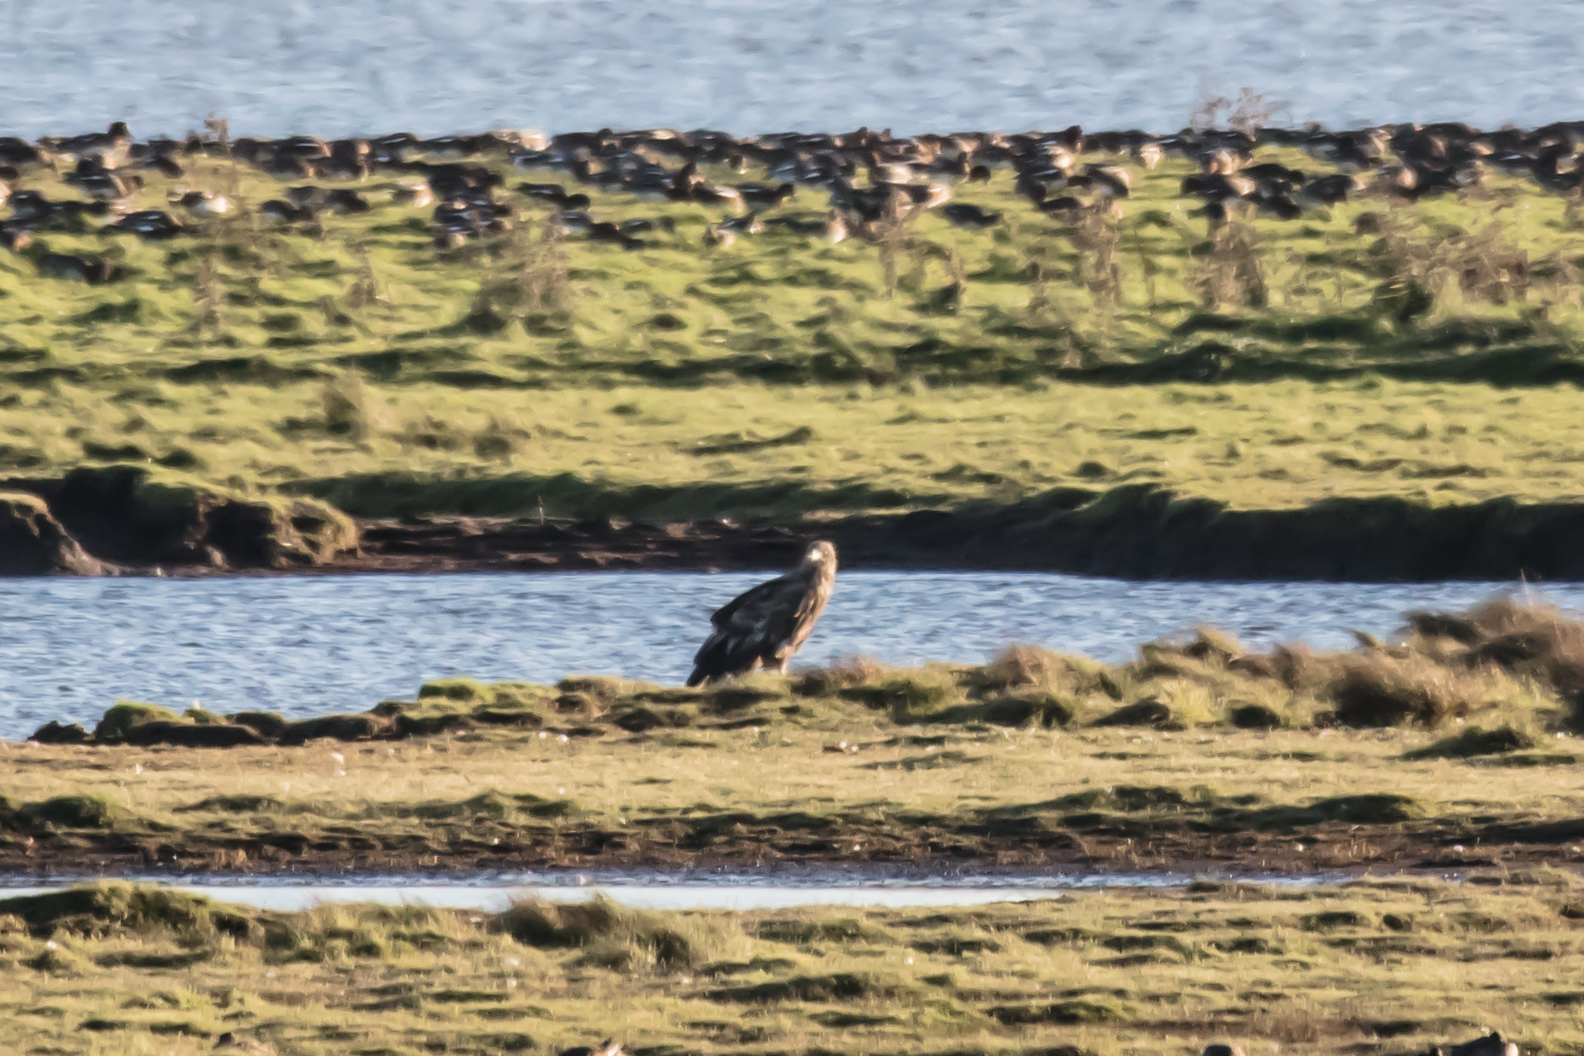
top-left (0, 824), bottom-right (1574, 880)
top-left (13, 469), bottom-right (1584, 579)
top-left (332, 491), bottom-right (1584, 579)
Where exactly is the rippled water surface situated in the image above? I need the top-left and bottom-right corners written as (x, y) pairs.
top-left (0, 571), bottom-right (1572, 739)
top-left (2, 1), bottom-right (1581, 138)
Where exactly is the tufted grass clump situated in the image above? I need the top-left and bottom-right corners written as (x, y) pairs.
top-left (0, 882), bottom-right (253, 941)
top-left (497, 897), bottom-right (704, 971)
top-left (320, 372), bottom-right (369, 441)
top-left (93, 701), bottom-right (178, 742)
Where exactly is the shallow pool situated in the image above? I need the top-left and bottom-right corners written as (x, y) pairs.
top-left (0, 867), bottom-right (1353, 911)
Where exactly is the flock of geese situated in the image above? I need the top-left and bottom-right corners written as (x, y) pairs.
top-left (0, 119), bottom-right (1582, 275)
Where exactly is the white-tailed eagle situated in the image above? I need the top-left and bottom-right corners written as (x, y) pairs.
top-left (686, 541), bottom-right (837, 686)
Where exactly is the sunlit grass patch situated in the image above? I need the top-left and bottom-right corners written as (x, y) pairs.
top-left (3, 144), bottom-right (1584, 533)
top-left (1, 878), bottom-right (1583, 1056)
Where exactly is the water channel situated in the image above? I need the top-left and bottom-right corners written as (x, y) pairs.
top-left (0, 868), bottom-right (1368, 912)
top-left (2, 1), bottom-right (1580, 139)
top-left (0, 570), bottom-right (1570, 739)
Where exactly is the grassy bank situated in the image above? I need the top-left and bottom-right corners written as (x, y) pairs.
top-left (1, 877), bottom-right (1580, 1056)
top-left (4, 134), bottom-right (1584, 554)
top-left (13, 379), bottom-right (1584, 525)
top-left (10, 602), bottom-right (1584, 873)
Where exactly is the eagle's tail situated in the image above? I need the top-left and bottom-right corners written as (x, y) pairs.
top-left (687, 631), bottom-right (753, 687)
top-left (686, 634), bottom-right (719, 686)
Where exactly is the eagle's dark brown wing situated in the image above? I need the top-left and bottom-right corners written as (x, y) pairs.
top-left (686, 572), bottom-right (810, 686)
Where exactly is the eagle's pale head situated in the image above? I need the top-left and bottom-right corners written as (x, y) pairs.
top-left (802, 540), bottom-right (838, 567)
